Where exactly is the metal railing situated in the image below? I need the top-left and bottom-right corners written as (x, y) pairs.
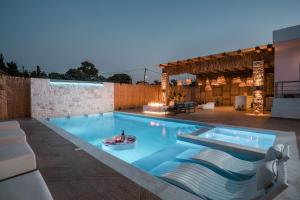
top-left (275, 81), bottom-right (300, 98)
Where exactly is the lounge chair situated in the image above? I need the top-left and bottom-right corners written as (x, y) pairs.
top-left (176, 144), bottom-right (289, 179)
top-left (0, 128), bottom-right (26, 145)
top-left (150, 159), bottom-right (288, 200)
top-left (0, 170), bottom-right (53, 200)
top-left (0, 120), bottom-right (20, 131)
top-left (0, 142), bottom-right (36, 180)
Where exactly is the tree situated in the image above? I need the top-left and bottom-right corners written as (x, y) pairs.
top-left (65, 68), bottom-right (87, 80)
top-left (0, 54), bottom-right (7, 72)
top-left (107, 73), bottom-right (132, 84)
top-left (23, 70), bottom-right (30, 78)
top-left (78, 61), bottom-right (98, 80)
top-left (6, 61), bottom-right (19, 76)
top-left (48, 72), bottom-right (65, 79)
top-left (31, 65), bottom-right (48, 78)
top-left (97, 74), bottom-right (106, 81)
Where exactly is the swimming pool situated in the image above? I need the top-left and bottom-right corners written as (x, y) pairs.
top-left (49, 112), bottom-right (203, 163)
top-left (197, 127), bottom-right (276, 150)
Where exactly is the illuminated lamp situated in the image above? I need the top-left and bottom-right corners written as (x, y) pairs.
top-left (267, 44), bottom-right (273, 52)
top-left (211, 79), bottom-right (219, 86)
top-left (205, 79), bottom-right (212, 91)
top-left (177, 80), bottom-right (183, 86)
top-left (238, 81), bottom-right (246, 87)
top-left (232, 77), bottom-right (241, 84)
top-left (217, 76), bottom-right (226, 85)
top-left (246, 77), bottom-right (253, 87)
top-left (186, 78), bottom-right (192, 85)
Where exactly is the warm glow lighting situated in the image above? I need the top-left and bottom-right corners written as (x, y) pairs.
top-left (253, 61), bottom-right (264, 114)
top-left (217, 76), bottom-right (226, 85)
top-left (232, 77), bottom-right (241, 84)
top-left (238, 81), bottom-right (246, 87)
top-left (197, 80), bottom-right (202, 86)
top-left (211, 79), bottom-right (219, 86)
top-left (177, 80), bottom-right (183, 86)
top-left (186, 78), bottom-right (192, 85)
top-left (246, 77), bottom-right (253, 87)
top-left (205, 79), bottom-right (212, 91)
top-left (143, 111), bottom-right (167, 115)
top-left (148, 102), bottom-right (164, 107)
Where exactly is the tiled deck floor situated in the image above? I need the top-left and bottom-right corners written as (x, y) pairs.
top-left (19, 119), bottom-right (160, 200)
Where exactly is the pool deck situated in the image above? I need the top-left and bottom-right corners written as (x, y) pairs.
top-left (17, 106), bottom-right (300, 200)
top-left (19, 119), bottom-right (160, 200)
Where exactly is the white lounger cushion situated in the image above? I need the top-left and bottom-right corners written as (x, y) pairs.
top-left (0, 143), bottom-right (36, 180)
top-left (0, 128), bottom-right (26, 145)
top-left (0, 170), bottom-right (53, 200)
top-left (176, 148), bottom-right (262, 177)
top-left (151, 160), bottom-right (288, 200)
top-left (0, 121), bottom-right (20, 131)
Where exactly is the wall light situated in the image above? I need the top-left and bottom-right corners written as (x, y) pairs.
top-left (49, 79), bottom-right (103, 87)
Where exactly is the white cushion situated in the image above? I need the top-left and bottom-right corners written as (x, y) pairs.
top-left (265, 144), bottom-right (284, 161)
top-left (198, 102), bottom-right (215, 110)
top-left (256, 160), bottom-right (277, 190)
top-left (0, 121), bottom-right (20, 131)
top-left (0, 143), bottom-right (36, 180)
top-left (0, 170), bottom-right (53, 200)
top-left (0, 128), bottom-right (26, 145)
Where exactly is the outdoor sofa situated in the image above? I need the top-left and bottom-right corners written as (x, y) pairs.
top-left (0, 120), bottom-right (53, 200)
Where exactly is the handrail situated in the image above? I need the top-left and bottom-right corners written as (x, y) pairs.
top-left (275, 80), bottom-right (300, 98)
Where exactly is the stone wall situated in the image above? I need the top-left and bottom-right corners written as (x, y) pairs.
top-left (31, 78), bottom-right (114, 118)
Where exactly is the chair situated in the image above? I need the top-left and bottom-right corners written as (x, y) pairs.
top-left (175, 144), bottom-right (289, 179)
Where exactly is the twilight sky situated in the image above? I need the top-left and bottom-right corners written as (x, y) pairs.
top-left (0, 0), bottom-right (300, 82)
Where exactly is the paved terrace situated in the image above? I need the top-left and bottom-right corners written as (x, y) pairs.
top-left (20, 119), bottom-right (160, 200)
top-left (18, 106), bottom-right (300, 200)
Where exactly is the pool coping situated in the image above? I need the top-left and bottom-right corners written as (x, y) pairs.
top-left (38, 111), bottom-right (298, 200)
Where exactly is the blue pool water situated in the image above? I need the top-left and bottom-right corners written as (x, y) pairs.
top-left (198, 127), bottom-right (276, 150)
top-left (49, 112), bottom-right (202, 163)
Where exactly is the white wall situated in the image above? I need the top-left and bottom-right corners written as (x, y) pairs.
top-left (31, 78), bottom-right (114, 118)
top-left (273, 25), bottom-right (300, 82)
top-left (272, 98), bottom-right (300, 119)
top-left (272, 25), bottom-right (300, 119)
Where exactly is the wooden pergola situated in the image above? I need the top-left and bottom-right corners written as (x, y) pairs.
top-left (158, 44), bottom-right (274, 114)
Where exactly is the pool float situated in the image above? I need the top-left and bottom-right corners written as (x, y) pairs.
top-left (102, 134), bottom-right (136, 150)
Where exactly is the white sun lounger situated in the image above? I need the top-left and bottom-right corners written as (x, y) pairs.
top-left (150, 160), bottom-right (288, 200)
top-left (0, 143), bottom-right (36, 181)
top-left (0, 128), bottom-right (26, 145)
top-left (176, 144), bottom-right (289, 178)
top-left (0, 121), bottom-right (20, 131)
top-left (0, 170), bottom-right (53, 200)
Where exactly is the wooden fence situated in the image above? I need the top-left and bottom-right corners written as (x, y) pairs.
top-left (114, 83), bottom-right (162, 110)
top-left (0, 75), bottom-right (31, 120)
